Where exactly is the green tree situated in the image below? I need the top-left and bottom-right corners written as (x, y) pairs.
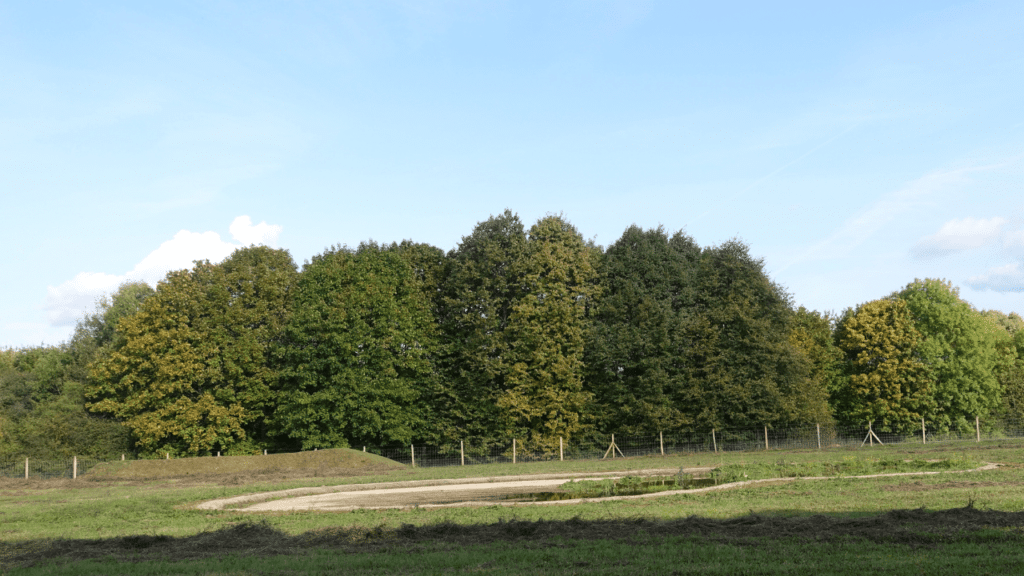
top-left (88, 246), bottom-right (298, 456)
top-left (498, 215), bottom-right (599, 451)
top-left (675, 240), bottom-right (817, 430)
top-left (585, 225), bottom-right (702, 434)
top-left (832, 298), bottom-right (932, 431)
top-left (438, 210), bottom-right (531, 441)
top-left (895, 279), bottom-right (1002, 431)
top-left (788, 307), bottom-right (841, 425)
top-left (273, 243), bottom-right (440, 449)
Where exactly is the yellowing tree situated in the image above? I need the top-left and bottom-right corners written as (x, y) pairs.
top-left (833, 298), bottom-right (932, 431)
top-left (498, 215), bottom-right (598, 452)
top-left (87, 246), bottom-right (297, 456)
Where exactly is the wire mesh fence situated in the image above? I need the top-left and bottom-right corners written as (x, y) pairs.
top-left (5, 417), bottom-right (1024, 479)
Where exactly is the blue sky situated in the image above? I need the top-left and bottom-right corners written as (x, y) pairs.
top-left (2, 1), bottom-right (1022, 348)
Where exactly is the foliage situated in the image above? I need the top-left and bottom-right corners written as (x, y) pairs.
top-left (675, 240), bottom-right (819, 430)
top-left (895, 279), bottom-right (1003, 431)
top-left (438, 210), bottom-right (531, 441)
top-left (87, 246), bottom-right (298, 456)
top-left (498, 215), bottom-right (598, 452)
top-left (273, 243), bottom-right (440, 449)
top-left (585, 225), bottom-right (701, 434)
top-left (788, 307), bottom-right (842, 425)
top-left (832, 298), bottom-right (932, 431)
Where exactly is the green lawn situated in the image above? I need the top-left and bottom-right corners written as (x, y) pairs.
top-left (3, 440), bottom-right (1023, 575)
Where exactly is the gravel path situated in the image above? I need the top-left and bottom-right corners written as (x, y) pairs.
top-left (195, 463), bottom-right (998, 513)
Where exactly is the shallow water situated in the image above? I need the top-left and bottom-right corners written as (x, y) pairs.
top-left (499, 476), bottom-right (717, 502)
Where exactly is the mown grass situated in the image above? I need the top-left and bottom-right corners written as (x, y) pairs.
top-left (2, 439), bottom-right (1023, 574)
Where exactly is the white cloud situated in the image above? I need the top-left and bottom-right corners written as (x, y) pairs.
top-left (229, 215), bottom-right (282, 246)
top-left (912, 217), bottom-right (1007, 258)
top-left (1005, 229), bottom-right (1024, 255)
top-left (43, 216), bottom-right (282, 327)
top-left (967, 263), bottom-right (1024, 293)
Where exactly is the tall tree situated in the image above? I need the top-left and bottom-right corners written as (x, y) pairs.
top-left (438, 210), bottom-right (530, 441)
top-left (787, 307), bottom-right (841, 425)
top-left (675, 240), bottom-right (817, 430)
top-left (498, 215), bottom-right (598, 451)
top-left (832, 297), bottom-right (932, 431)
top-left (894, 279), bottom-right (1002, 431)
top-left (88, 246), bottom-right (298, 456)
top-left (585, 225), bottom-right (701, 434)
top-left (273, 243), bottom-right (440, 449)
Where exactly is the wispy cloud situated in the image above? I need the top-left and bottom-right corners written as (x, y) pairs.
top-left (43, 216), bottom-right (282, 326)
top-left (778, 166), bottom-right (980, 273)
top-left (911, 217), bottom-right (1007, 258)
top-left (967, 263), bottom-right (1024, 293)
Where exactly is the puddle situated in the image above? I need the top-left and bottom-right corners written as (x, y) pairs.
top-left (498, 476), bottom-right (718, 502)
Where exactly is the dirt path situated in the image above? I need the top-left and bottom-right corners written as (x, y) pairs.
top-left (196, 463), bottom-right (998, 513)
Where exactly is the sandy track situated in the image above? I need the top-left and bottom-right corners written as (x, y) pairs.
top-left (196, 467), bottom-right (703, 511)
top-left (196, 463), bottom-right (998, 513)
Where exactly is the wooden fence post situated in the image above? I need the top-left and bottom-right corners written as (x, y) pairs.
top-left (712, 429), bottom-right (717, 453)
top-left (976, 416), bottom-right (981, 442)
top-left (264, 449), bottom-right (267, 455)
top-left (25, 458), bottom-right (28, 480)
top-left (512, 439), bottom-right (516, 464)
top-left (73, 456), bottom-right (77, 480)
top-left (559, 437), bottom-right (563, 462)
top-left (816, 424), bottom-right (821, 450)
top-left (660, 431), bottom-right (664, 456)
top-left (411, 445), bottom-right (415, 467)
top-left (166, 453), bottom-right (169, 460)
top-left (121, 454), bottom-right (125, 461)
top-left (922, 418), bottom-right (926, 444)
top-left (461, 440), bottom-right (465, 466)
top-left (764, 426), bottom-right (769, 450)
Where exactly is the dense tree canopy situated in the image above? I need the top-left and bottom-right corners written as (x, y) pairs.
top-left (272, 243), bottom-right (441, 449)
top-left (894, 279), bottom-right (1002, 431)
top-left (833, 298), bottom-right (932, 431)
top-left (438, 210), bottom-right (531, 441)
top-left (585, 225), bottom-right (701, 434)
top-left (87, 246), bottom-right (298, 456)
top-left (498, 215), bottom-right (598, 451)
top-left (676, 241), bottom-right (823, 430)
top-left (5, 211), bottom-right (1022, 459)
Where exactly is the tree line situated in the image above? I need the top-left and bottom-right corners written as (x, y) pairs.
top-left (2, 210), bottom-right (1023, 459)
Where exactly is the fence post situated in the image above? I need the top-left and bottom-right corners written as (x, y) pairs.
top-left (660, 431), bottom-right (664, 456)
top-left (976, 416), bottom-right (981, 442)
top-left (764, 426), bottom-right (769, 451)
top-left (166, 453), bottom-right (169, 460)
top-left (461, 440), bottom-right (465, 466)
top-left (712, 429), bottom-right (717, 453)
top-left (411, 445), bottom-right (415, 467)
top-left (611, 434), bottom-right (616, 458)
top-left (513, 439), bottom-right (517, 464)
top-left (217, 451), bottom-right (220, 457)
top-left (73, 456), bottom-right (78, 480)
top-left (121, 454), bottom-right (125, 461)
top-left (363, 446), bottom-right (366, 452)
top-left (816, 424), bottom-right (821, 450)
top-left (559, 437), bottom-right (563, 462)
top-left (264, 449), bottom-right (267, 455)
top-left (25, 458), bottom-right (28, 480)
top-left (922, 418), bottom-right (926, 444)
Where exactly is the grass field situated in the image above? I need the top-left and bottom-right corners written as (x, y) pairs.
top-left (3, 441), bottom-right (1024, 574)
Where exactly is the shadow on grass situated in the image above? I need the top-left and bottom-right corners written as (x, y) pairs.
top-left (5, 503), bottom-right (1024, 570)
